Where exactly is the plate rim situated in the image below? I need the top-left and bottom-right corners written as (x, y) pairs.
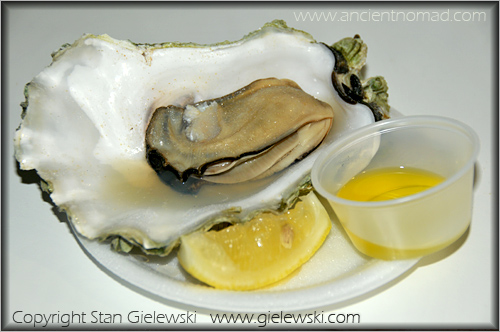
top-left (73, 227), bottom-right (419, 313)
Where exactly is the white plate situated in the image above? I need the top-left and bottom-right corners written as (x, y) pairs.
top-left (71, 109), bottom-right (416, 313)
top-left (72, 196), bottom-right (419, 313)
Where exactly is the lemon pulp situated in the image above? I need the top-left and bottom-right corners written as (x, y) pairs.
top-left (177, 192), bottom-right (331, 290)
top-left (337, 167), bottom-right (445, 202)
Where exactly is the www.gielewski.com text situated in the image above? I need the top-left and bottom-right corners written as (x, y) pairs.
top-left (10, 310), bottom-right (360, 328)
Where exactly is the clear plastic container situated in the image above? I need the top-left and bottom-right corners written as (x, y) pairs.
top-left (311, 116), bottom-right (479, 260)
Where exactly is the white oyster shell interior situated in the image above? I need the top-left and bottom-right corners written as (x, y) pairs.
top-left (15, 25), bottom-right (374, 251)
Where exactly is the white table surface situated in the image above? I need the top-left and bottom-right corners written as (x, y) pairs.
top-left (4, 2), bottom-right (497, 329)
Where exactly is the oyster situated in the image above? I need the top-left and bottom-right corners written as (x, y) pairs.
top-left (14, 20), bottom-right (389, 256)
top-left (146, 78), bottom-right (334, 184)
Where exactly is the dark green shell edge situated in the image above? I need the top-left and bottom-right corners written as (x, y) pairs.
top-left (325, 35), bottom-right (390, 121)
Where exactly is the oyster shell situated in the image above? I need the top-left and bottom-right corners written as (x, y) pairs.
top-left (14, 20), bottom-right (389, 255)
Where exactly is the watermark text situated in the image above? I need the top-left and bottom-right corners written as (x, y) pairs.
top-left (294, 9), bottom-right (487, 23)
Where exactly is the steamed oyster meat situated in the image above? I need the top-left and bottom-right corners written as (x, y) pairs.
top-left (14, 20), bottom-right (389, 256)
top-left (146, 78), bottom-right (334, 184)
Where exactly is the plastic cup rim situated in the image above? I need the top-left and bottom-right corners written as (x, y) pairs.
top-left (311, 115), bottom-right (480, 208)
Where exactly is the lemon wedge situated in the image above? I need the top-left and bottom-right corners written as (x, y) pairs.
top-left (177, 191), bottom-right (331, 290)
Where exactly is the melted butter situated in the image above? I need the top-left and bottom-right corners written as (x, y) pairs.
top-left (334, 167), bottom-right (449, 260)
top-left (337, 167), bottom-right (445, 202)
top-left (344, 227), bottom-right (465, 260)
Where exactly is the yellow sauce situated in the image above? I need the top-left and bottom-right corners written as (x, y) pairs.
top-left (334, 167), bottom-right (449, 259)
top-left (344, 227), bottom-right (465, 260)
top-left (337, 167), bottom-right (445, 202)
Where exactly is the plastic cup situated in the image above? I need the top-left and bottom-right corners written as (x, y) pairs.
top-left (311, 116), bottom-right (479, 260)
